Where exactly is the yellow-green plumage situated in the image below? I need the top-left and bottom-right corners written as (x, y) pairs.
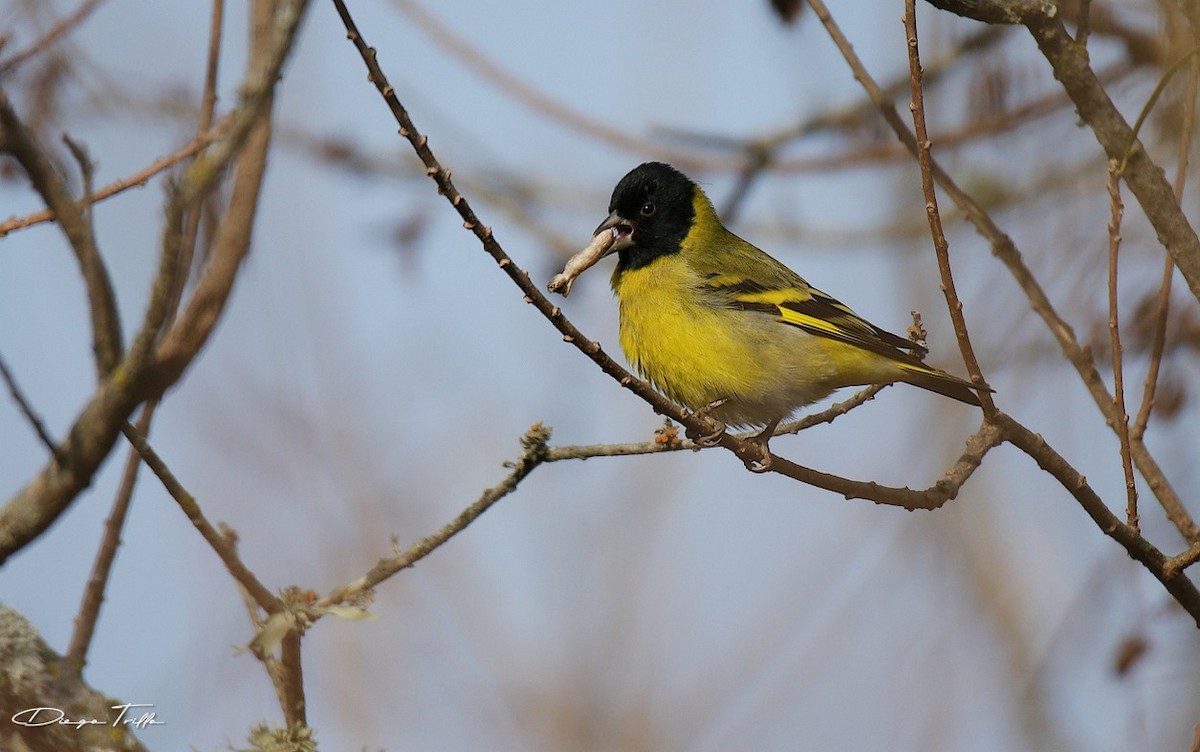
top-left (595, 162), bottom-right (987, 430)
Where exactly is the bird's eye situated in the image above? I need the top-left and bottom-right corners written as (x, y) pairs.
top-left (640, 201), bottom-right (656, 217)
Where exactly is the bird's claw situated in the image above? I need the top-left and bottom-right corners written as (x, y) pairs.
top-left (742, 418), bottom-right (780, 473)
top-left (693, 424), bottom-right (727, 447)
top-left (739, 436), bottom-right (777, 470)
top-left (685, 398), bottom-right (730, 447)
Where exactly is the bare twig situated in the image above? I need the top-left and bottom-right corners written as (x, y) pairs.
top-left (0, 122), bottom-right (226, 239)
top-left (0, 0), bottom-right (106, 77)
top-left (61, 134), bottom-right (95, 216)
top-left (66, 404), bottom-right (152, 667)
top-left (996, 413), bottom-right (1200, 628)
top-left (0, 352), bottom-right (61, 461)
top-left (1075, 0), bottom-right (1092, 48)
top-left (223, 524), bottom-right (299, 721)
top-left (390, 0), bottom-right (714, 171)
top-left (1105, 161), bottom-right (1138, 530)
top-left (120, 422), bottom-right (281, 613)
top-left (903, 0), bottom-right (994, 412)
top-left (1134, 53), bottom-right (1199, 438)
top-left (1165, 543), bottom-right (1200, 579)
top-left (280, 630), bottom-right (307, 727)
top-left (0, 87), bottom-right (123, 378)
top-left (317, 423), bottom-right (552, 608)
top-left (666, 59), bottom-right (1133, 176)
top-left (150, 0), bottom-right (309, 392)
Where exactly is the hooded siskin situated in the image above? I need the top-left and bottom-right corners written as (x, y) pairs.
top-left (592, 161), bottom-right (988, 430)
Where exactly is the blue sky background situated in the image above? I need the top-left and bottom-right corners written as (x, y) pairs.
top-left (2, 0), bottom-right (1199, 749)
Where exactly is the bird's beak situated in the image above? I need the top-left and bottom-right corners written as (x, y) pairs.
top-left (593, 212), bottom-right (634, 255)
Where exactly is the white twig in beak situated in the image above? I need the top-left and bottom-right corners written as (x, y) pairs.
top-left (548, 227), bottom-right (617, 297)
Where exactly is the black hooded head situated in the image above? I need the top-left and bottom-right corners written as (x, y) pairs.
top-left (597, 162), bottom-right (697, 272)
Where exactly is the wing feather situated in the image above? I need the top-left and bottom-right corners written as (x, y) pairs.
top-left (698, 270), bottom-right (927, 361)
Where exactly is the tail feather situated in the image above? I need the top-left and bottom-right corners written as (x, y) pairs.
top-left (897, 362), bottom-right (990, 407)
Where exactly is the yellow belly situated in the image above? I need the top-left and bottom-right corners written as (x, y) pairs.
top-left (612, 259), bottom-right (874, 427)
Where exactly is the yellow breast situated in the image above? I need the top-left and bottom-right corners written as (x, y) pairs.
top-left (611, 256), bottom-right (790, 424)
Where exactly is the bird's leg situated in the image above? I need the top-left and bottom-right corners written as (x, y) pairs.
top-left (743, 417), bottom-right (782, 473)
top-left (686, 398), bottom-right (729, 447)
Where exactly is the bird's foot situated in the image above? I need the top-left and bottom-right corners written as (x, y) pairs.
top-left (686, 398), bottom-right (729, 447)
top-left (742, 419), bottom-right (781, 473)
top-left (743, 445), bottom-right (774, 473)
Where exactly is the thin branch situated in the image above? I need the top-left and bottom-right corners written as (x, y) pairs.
top-left (1105, 160), bottom-right (1138, 530)
top-left (66, 403), bottom-right (154, 668)
top-left (0, 121), bottom-right (227, 239)
top-left (546, 385), bottom-right (886, 462)
top-left (1134, 52), bottom-right (1199, 438)
top-left (390, 0), bottom-right (715, 172)
top-left (120, 422), bottom-right (282, 613)
top-left (225, 523), bottom-right (290, 708)
top-left (761, 418), bottom-right (1003, 509)
top-left (1165, 543), bottom-right (1200, 579)
top-left (0, 351), bottom-right (61, 461)
top-left (903, 0), bottom-right (994, 412)
top-left (317, 423), bottom-right (552, 608)
top-left (666, 59), bottom-right (1133, 176)
top-left (721, 142), bottom-right (772, 222)
top-left (149, 0), bottom-right (310, 391)
top-left (1134, 261), bottom-right (1178, 440)
top-left (1075, 0), bottom-right (1092, 48)
top-left (779, 383), bottom-right (888, 434)
top-left (995, 413), bottom-right (1200, 628)
top-left (61, 134), bottom-right (95, 219)
top-left (0, 86), bottom-right (123, 377)
top-left (0, 0), bottom-right (106, 77)
top-left (279, 630), bottom-right (307, 727)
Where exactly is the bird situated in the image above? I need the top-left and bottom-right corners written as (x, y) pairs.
top-left (572, 162), bottom-right (988, 452)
